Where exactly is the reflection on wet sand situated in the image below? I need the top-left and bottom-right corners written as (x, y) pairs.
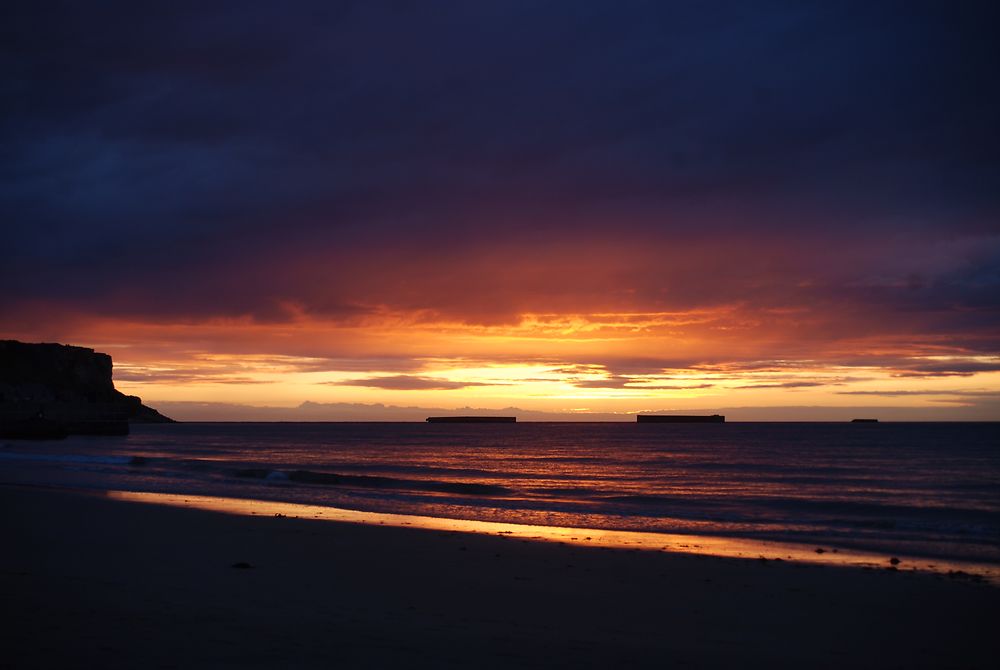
top-left (106, 489), bottom-right (999, 584)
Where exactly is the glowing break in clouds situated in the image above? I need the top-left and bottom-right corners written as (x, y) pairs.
top-left (2, 2), bottom-right (998, 418)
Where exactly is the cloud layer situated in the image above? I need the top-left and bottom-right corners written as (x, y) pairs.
top-left (2, 2), bottom-right (998, 417)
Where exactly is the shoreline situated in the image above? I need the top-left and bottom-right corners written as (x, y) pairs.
top-left (103, 487), bottom-right (1000, 585)
top-left (4, 483), bottom-right (999, 668)
top-left (6, 480), bottom-right (998, 584)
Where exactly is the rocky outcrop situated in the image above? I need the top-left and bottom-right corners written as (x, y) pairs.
top-left (0, 340), bottom-right (173, 435)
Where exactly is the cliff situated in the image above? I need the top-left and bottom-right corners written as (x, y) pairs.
top-left (0, 340), bottom-right (174, 429)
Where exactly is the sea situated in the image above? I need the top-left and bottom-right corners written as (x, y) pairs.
top-left (2, 422), bottom-right (998, 568)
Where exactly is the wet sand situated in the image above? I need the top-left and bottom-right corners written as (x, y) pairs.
top-left (3, 485), bottom-right (997, 668)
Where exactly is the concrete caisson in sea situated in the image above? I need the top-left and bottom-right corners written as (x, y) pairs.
top-left (636, 414), bottom-right (725, 423)
top-left (426, 416), bottom-right (517, 423)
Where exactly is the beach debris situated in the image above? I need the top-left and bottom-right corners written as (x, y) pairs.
top-left (231, 562), bottom-right (254, 569)
top-left (889, 557), bottom-right (900, 565)
top-left (815, 548), bottom-right (826, 554)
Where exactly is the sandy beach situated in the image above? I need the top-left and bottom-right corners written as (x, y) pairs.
top-left (3, 485), bottom-right (997, 669)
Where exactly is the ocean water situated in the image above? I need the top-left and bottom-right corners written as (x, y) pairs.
top-left (2, 422), bottom-right (998, 564)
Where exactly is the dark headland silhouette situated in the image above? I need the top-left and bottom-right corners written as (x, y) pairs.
top-left (426, 416), bottom-right (517, 423)
top-left (851, 418), bottom-right (879, 423)
top-left (0, 340), bottom-right (173, 438)
top-left (637, 414), bottom-right (725, 423)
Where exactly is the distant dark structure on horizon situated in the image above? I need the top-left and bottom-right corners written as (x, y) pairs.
top-left (851, 418), bottom-right (879, 423)
top-left (637, 414), bottom-right (725, 423)
top-left (426, 416), bottom-right (517, 423)
top-left (0, 340), bottom-right (173, 439)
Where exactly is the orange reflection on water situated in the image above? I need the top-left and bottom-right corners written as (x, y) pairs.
top-left (107, 490), bottom-right (999, 584)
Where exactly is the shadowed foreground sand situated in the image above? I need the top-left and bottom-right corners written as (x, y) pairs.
top-left (2, 485), bottom-right (997, 668)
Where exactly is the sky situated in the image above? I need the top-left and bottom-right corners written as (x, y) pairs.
top-left (2, 1), bottom-right (999, 420)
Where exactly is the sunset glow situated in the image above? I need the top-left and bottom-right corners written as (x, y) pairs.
top-left (2, 2), bottom-right (997, 420)
top-left (4, 6), bottom-right (999, 669)
top-left (5, 305), bottom-right (997, 419)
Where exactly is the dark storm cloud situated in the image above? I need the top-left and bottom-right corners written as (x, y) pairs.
top-left (733, 381), bottom-right (827, 389)
top-left (580, 358), bottom-right (713, 376)
top-left (826, 355), bottom-right (1000, 378)
top-left (570, 375), bottom-right (714, 390)
top-left (289, 356), bottom-right (428, 374)
top-left (333, 375), bottom-right (498, 391)
top-left (890, 360), bottom-right (1000, 378)
top-left (2, 1), bottom-right (998, 333)
top-left (836, 389), bottom-right (1000, 397)
top-left (114, 369), bottom-right (274, 385)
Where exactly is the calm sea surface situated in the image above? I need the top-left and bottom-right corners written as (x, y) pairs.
top-left (2, 422), bottom-right (998, 563)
